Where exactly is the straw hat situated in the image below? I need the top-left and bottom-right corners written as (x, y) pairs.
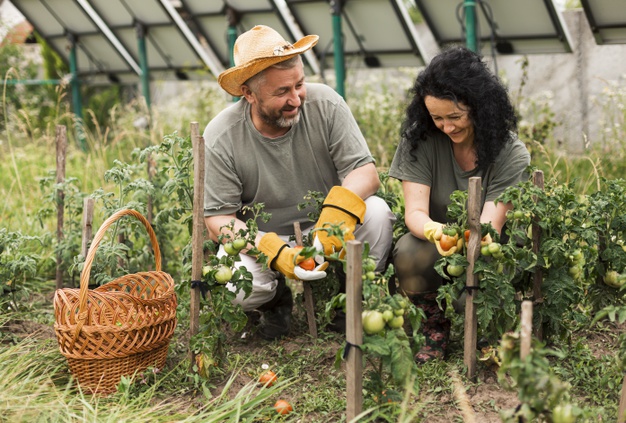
top-left (218, 25), bottom-right (319, 96)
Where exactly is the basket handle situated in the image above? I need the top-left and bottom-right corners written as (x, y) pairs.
top-left (73, 209), bottom-right (161, 338)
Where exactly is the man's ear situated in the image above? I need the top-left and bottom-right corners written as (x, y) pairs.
top-left (240, 85), bottom-right (254, 102)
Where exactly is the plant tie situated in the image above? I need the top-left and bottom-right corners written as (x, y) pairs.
top-left (190, 280), bottom-right (209, 300)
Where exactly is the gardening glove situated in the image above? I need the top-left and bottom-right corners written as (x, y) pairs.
top-left (423, 221), bottom-right (444, 243)
top-left (294, 261), bottom-right (329, 281)
top-left (434, 236), bottom-right (464, 257)
top-left (314, 186), bottom-right (366, 258)
top-left (258, 233), bottom-right (326, 281)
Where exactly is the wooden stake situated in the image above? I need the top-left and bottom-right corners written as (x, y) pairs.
top-left (346, 240), bottom-right (363, 421)
top-left (190, 122), bottom-right (205, 366)
top-left (55, 125), bottom-right (67, 290)
top-left (464, 177), bottom-right (481, 380)
top-left (520, 301), bottom-right (533, 361)
top-left (293, 222), bottom-right (318, 338)
top-left (532, 170), bottom-right (544, 340)
top-left (81, 197), bottom-right (95, 283)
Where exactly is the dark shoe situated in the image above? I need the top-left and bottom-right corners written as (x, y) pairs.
top-left (409, 292), bottom-right (450, 363)
top-left (258, 306), bottom-right (292, 340)
top-left (327, 310), bottom-right (346, 333)
top-left (257, 277), bottom-right (293, 341)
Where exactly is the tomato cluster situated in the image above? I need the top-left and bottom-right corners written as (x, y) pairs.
top-left (362, 294), bottom-right (408, 335)
top-left (223, 237), bottom-right (248, 256)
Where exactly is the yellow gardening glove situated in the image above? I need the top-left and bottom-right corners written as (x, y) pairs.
top-left (314, 186), bottom-right (366, 258)
top-left (423, 221), bottom-right (444, 243)
top-left (258, 233), bottom-right (304, 280)
top-left (435, 236), bottom-right (464, 256)
top-left (258, 233), bottom-right (328, 281)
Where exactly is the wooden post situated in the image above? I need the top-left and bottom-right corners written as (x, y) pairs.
top-left (55, 125), bottom-right (67, 290)
top-left (464, 177), bottom-right (481, 380)
top-left (520, 301), bottom-right (533, 361)
top-left (293, 222), bottom-right (318, 338)
top-left (190, 122), bottom-right (205, 366)
top-left (81, 198), bottom-right (95, 287)
top-left (532, 170), bottom-right (544, 340)
top-left (345, 240), bottom-right (363, 421)
top-left (618, 375), bottom-right (626, 423)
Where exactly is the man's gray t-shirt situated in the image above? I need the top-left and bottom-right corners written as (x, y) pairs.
top-left (389, 131), bottom-right (531, 223)
top-left (203, 83), bottom-right (374, 235)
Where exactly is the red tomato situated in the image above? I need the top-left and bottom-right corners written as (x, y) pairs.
top-left (258, 370), bottom-right (277, 387)
top-left (439, 234), bottom-right (458, 251)
top-left (298, 257), bottom-right (316, 271)
top-left (274, 399), bottom-right (293, 415)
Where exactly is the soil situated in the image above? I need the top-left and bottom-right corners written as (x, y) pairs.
top-left (2, 301), bottom-right (620, 422)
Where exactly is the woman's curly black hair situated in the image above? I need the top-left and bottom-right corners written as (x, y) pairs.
top-left (401, 46), bottom-right (517, 171)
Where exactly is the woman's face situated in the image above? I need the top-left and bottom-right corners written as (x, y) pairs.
top-left (424, 96), bottom-right (475, 146)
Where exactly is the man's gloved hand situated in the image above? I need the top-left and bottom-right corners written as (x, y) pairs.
top-left (258, 233), bottom-right (327, 281)
top-left (314, 186), bottom-right (366, 258)
top-left (294, 261), bottom-right (329, 281)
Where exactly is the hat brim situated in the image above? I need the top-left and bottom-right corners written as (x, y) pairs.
top-left (218, 34), bottom-right (319, 97)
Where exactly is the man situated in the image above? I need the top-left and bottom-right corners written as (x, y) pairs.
top-left (203, 25), bottom-right (395, 340)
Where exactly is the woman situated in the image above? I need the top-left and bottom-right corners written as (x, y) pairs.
top-left (388, 46), bottom-right (531, 362)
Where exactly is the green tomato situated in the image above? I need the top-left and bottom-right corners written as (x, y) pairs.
top-left (223, 242), bottom-right (239, 256)
top-left (447, 264), bottom-right (465, 277)
top-left (232, 237), bottom-right (247, 251)
top-left (393, 308), bottom-right (405, 316)
top-left (388, 315), bottom-right (404, 329)
top-left (481, 245), bottom-right (492, 256)
top-left (362, 310), bottom-right (385, 335)
top-left (513, 210), bottom-right (525, 219)
top-left (568, 265), bottom-right (581, 278)
top-left (396, 298), bottom-right (408, 309)
top-left (214, 265), bottom-right (233, 284)
top-left (366, 271), bottom-right (376, 281)
top-left (552, 403), bottom-right (575, 423)
top-left (604, 270), bottom-right (621, 288)
top-left (363, 258), bottom-right (376, 272)
top-left (202, 265), bottom-right (212, 277)
top-left (491, 250), bottom-right (504, 260)
top-left (488, 242), bottom-right (502, 254)
top-left (382, 309), bottom-right (394, 322)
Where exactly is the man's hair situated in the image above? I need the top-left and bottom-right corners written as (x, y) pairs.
top-left (244, 55), bottom-right (303, 93)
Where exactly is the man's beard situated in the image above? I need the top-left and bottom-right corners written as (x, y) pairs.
top-left (258, 99), bottom-right (305, 129)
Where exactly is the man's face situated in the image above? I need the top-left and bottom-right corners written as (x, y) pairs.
top-left (243, 61), bottom-right (307, 137)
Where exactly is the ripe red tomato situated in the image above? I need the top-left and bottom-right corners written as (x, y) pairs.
top-left (439, 234), bottom-right (458, 251)
top-left (274, 399), bottom-right (293, 415)
top-left (258, 370), bottom-right (277, 387)
top-left (298, 257), bottom-right (316, 271)
top-left (464, 229), bottom-right (470, 243)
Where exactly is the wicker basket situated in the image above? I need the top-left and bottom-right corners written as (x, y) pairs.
top-left (54, 209), bottom-right (178, 395)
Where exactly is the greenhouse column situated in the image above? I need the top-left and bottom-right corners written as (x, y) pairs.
top-left (464, 0), bottom-right (478, 53)
top-left (136, 22), bottom-right (151, 110)
top-left (67, 33), bottom-right (86, 151)
top-left (330, 0), bottom-right (345, 99)
top-left (226, 7), bottom-right (240, 102)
